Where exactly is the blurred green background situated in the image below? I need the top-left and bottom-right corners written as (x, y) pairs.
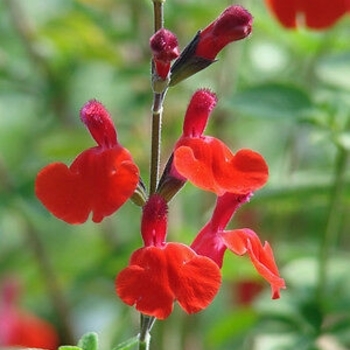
top-left (1, 0), bottom-right (350, 349)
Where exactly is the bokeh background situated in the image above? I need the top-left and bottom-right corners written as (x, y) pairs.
top-left (1, 0), bottom-right (350, 349)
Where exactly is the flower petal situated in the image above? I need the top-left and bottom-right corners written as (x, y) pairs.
top-left (265, 0), bottom-right (298, 28)
top-left (116, 247), bottom-right (174, 320)
top-left (174, 137), bottom-right (268, 195)
top-left (35, 147), bottom-right (139, 224)
top-left (174, 138), bottom-right (222, 194)
top-left (265, 0), bottom-right (349, 29)
top-left (301, 0), bottom-right (349, 29)
top-left (220, 228), bottom-right (286, 299)
top-left (165, 243), bottom-right (221, 314)
top-left (35, 162), bottom-right (91, 224)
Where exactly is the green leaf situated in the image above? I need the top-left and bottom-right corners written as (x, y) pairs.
top-left (226, 83), bottom-right (312, 119)
top-left (59, 347), bottom-right (82, 350)
top-left (77, 332), bottom-right (99, 350)
top-left (112, 335), bottom-right (140, 350)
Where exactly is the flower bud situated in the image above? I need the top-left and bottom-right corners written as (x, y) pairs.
top-left (150, 28), bottom-right (180, 80)
top-left (170, 5), bottom-right (252, 86)
top-left (195, 5), bottom-right (253, 60)
top-left (80, 100), bottom-right (117, 149)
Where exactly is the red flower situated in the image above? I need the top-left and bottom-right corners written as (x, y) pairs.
top-left (150, 28), bottom-right (180, 80)
top-left (195, 5), bottom-right (253, 60)
top-left (115, 195), bottom-right (221, 319)
top-left (265, 0), bottom-right (350, 29)
top-left (171, 89), bottom-right (268, 196)
top-left (35, 100), bottom-right (140, 224)
top-left (116, 243), bottom-right (221, 319)
top-left (0, 278), bottom-right (59, 350)
top-left (191, 193), bottom-right (286, 299)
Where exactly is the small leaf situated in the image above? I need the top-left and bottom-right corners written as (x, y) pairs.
top-left (77, 332), bottom-right (99, 350)
top-left (226, 83), bottom-right (312, 119)
top-left (112, 335), bottom-right (140, 350)
top-left (59, 347), bottom-right (82, 350)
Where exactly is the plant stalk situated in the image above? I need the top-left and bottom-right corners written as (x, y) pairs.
top-left (152, 0), bottom-right (164, 32)
top-left (149, 92), bottom-right (164, 195)
top-left (140, 1), bottom-right (166, 349)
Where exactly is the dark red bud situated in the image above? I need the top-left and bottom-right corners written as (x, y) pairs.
top-left (150, 29), bottom-right (180, 79)
top-left (150, 28), bottom-right (180, 62)
top-left (196, 5), bottom-right (253, 60)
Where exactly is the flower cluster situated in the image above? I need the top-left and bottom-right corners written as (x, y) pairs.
top-left (35, 5), bottom-right (285, 321)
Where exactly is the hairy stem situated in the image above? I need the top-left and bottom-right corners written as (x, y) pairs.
top-left (149, 93), bottom-right (164, 194)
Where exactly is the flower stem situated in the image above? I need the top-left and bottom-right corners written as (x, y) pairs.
top-left (152, 0), bottom-right (164, 32)
top-left (139, 314), bottom-right (156, 350)
top-left (149, 92), bottom-right (164, 194)
top-left (316, 145), bottom-right (349, 306)
top-left (149, 0), bottom-right (165, 196)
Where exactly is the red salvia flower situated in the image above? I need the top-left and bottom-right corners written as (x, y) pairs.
top-left (170, 89), bottom-right (268, 196)
top-left (116, 195), bottom-right (221, 319)
top-left (191, 193), bottom-right (286, 299)
top-left (35, 100), bottom-right (140, 224)
top-left (0, 278), bottom-right (59, 350)
top-left (265, 0), bottom-right (350, 29)
top-left (150, 28), bottom-right (180, 80)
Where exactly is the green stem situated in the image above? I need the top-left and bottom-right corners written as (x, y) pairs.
top-left (139, 315), bottom-right (156, 350)
top-left (317, 145), bottom-right (349, 305)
